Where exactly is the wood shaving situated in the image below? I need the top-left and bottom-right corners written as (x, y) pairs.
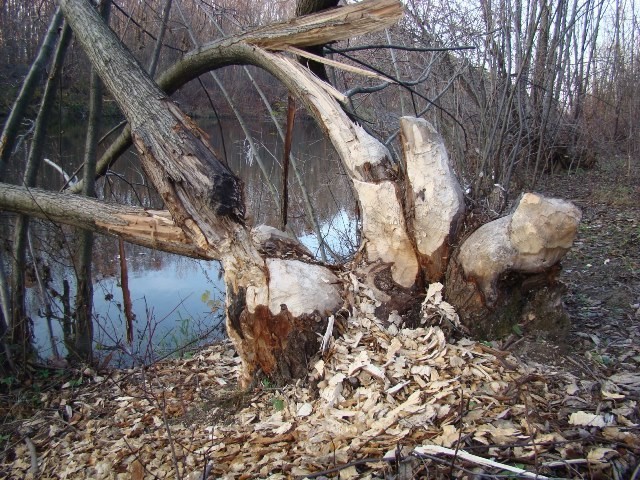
top-left (2, 280), bottom-right (638, 479)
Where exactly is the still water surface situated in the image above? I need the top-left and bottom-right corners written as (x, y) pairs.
top-left (15, 116), bottom-right (356, 365)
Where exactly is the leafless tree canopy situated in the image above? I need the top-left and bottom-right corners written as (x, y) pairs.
top-left (2, 0), bottom-right (637, 204)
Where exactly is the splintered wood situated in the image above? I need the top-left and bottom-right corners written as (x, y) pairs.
top-left (4, 280), bottom-right (639, 479)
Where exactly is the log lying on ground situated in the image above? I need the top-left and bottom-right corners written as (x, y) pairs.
top-left (446, 193), bottom-right (582, 337)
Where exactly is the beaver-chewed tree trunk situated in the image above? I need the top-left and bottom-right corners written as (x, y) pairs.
top-left (0, 0), bottom-right (582, 386)
top-left (445, 193), bottom-right (581, 337)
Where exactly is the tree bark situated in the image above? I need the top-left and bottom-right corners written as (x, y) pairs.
top-left (0, 8), bottom-right (64, 180)
top-left (67, 0), bottom-right (402, 194)
top-left (59, 0), bottom-right (250, 254)
top-left (0, 183), bottom-right (206, 258)
top-left (10, 20), bottom-right (72, 363)
top-left (73, 0), bottom-right (110, 364)
top-left (0, 0), bottom-right (582, 387)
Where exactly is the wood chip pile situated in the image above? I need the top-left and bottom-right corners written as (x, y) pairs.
top-left (3, 281), bottom-right (639, 479)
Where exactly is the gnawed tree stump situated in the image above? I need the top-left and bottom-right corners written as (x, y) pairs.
top-left (227, 226), bottom-right (343, 386)
top-left (400, 117), bottom-right (465, 282)
top-left (446, 193), bottom-right (582, 337)
top-left (0, 0), bottom-right (582, 386)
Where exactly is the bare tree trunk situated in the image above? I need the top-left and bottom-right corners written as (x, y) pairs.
top-left (0, 252), bottom-right (16, 373)
top-left (280, 96), bottom-right (295, 231)
top-left (27, 231), bottom-right (59, 360)
top-left (0, 8), bottom-right (64, 180)
top-left (72, 0), bottom-right (110, 364)
top-left (147, 0), bottom-right (172, 78)
top-left (118, 238), bottom-right (135, 344)
top-left (10, 21), bottom-right (72, 365)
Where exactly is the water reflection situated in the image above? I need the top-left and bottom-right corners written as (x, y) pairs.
top-left (8, 116), bottom-right (357, 364)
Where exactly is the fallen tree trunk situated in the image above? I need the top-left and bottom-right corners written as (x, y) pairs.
top-left (0, 183), bottom-right (205, 259)
top-left (1, 0), bottom-right (582, 386)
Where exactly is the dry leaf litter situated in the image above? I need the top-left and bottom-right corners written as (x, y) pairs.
top-left (2, 279), bottom-right (639, 479)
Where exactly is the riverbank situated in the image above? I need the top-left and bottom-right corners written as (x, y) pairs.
top-left (1, 156), bottom-right (639, 479)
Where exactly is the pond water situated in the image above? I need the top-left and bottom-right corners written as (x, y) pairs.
top-left (4, 114), bottom-right (357, 366)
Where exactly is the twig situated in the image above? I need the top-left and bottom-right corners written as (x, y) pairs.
top-left (541, 459), bottom-right (589, 468)
top-left (328, 44), bottom-right (476, 54)
top-left (118, 238), bottom-right (135, 344)
top-left (414, 445), bottom-right (551, 479)
top-left (449, 388), bottom-right (467, 479)
top-left (287, 46), bottom-right (393, 82)
top-left (320, 314), bottom-right (335, 354)
top-left (414, 451), bottom-right (550, 478)
top-left (109, 0), bottom-right (184, 52)
top-left (160, 391), bottom-right (182, 480)
top-left (564, 355), bottom-right (601, 381)
top-left (201, 461), bottom-right (213, 480)
top-left (24, 435), bottom-right (38, 477)
top-left (97, 120), bottom-right (127, 146)
top-left (522, 389), bottom-right (541, 477)
top-left (325, 45), bottom-right (468, 138)
top-left (122, 436), bottom-right (159, 480)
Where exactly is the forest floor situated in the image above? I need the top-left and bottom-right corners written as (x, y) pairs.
top-left (533, 155), bottom-right (639, 380)
top-left (0, 156), bottom-right (638, 480)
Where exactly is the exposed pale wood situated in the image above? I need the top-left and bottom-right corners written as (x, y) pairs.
top-left (242, 49), bottom-right (419, 292)
top-left (69, 1), bottom-right (403, 193)
top-left (446, 193), bottom-right (581, 337)
top-left (249, 0), bottom-right (402, 50)
top-left (354, 180), bottom-right (419, 288)
top-left (0, 183), bottom-right (209, 259)
top-left (400, 117), bottom-right (465, 281)
top-left (285, 46), bottom-right (392, 82)
top-left (458, 193), bottom-right (581, 305)
top-left (266, 259), bottom-right (342, 318)
top-left (157, 0), bottom-right (402, 94)
top-left (229, 258), bottom-right (341, 386)
top-left (10, 0), bottom-right (585, 386)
